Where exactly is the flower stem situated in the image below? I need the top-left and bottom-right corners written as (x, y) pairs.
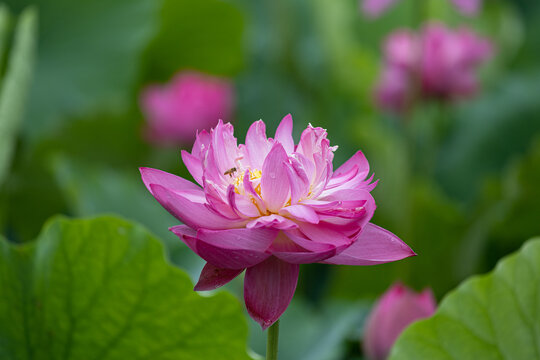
top-left (266, 320), bottom-right (280, 360)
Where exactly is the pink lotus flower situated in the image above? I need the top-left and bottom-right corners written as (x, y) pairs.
top-left (140, 71), bottom-right (234, 145)
top-left (140, 115), bottom-right (415, 329)
top-left (376, 23), bottom-right (493, 113)
top-left (363, 283), bottom-right (436, 360)
top-left (362, 0), bottom-right (482, 18)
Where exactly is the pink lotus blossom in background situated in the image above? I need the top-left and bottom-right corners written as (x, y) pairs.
top-left (363, 283), bottom-right (436, 360)
top-left (140, 115), bottom-right (415, 329)
top-left (362, 0), bottom-right (482, 18)
top-left (140, 71), bottom-right (234, 145)
top-left (376, 23), bottom-right (494, 113)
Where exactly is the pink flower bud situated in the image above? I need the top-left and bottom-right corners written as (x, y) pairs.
top-left (140, 70), bottom-right (234, 145)
top-left (376, 23), bottom-right (494, 113)
top-left (361, 0), bottom-right (481, 18)
top-left (450, 0), bottom-right (482, 16)
top-left (363, 283), bottom-right (436, 360)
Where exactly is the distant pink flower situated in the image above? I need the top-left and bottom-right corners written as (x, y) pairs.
top-left (364, 283), bottom-right (436, 360)
top-left (362, 0), bottom-right (482, 18)
top-left (376, 23), bottom-right (493, 113)
top-left (141, 71), bottom-right (234, 145)
top-left (141, 115), bottom-right (415, 329)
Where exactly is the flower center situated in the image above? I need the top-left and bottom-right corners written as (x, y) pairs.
top-left (233, 168), bottom-right (262, 196)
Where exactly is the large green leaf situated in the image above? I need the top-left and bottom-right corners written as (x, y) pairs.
top-left (51, 158), bottom-right (204, 279)
top-left (0, 6), bottom-right (36, 185)
top-left (389, 237), bottom-right (540, 359)
top-left (0, 216), bottom-right (252, 359)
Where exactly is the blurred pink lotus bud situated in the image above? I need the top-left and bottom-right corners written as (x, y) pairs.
top-left (363, 283), bottom-right (436, 360)
top-left (384, 31), bottom-right (419, 70)
top-left (361, 0), bottom-right (481, 18)
top-left (450, 0), bottom-right (482, 16)
top-left (141, 71), bottom-right (234, 145)
top-left (376, 23), bottom-right (494, 112)
top-left (362, 0), bottom-right (399, 18)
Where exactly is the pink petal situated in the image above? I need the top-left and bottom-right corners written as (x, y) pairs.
top-left (202, 181), bottom-right (239, 220)
top-left (197, 227), bottom-right (277, 253)
top-left (170, 225), bottom-right (269, 270)
top-left (169, 225), bottom-right (198, 253)
top-left (194, 263), bottom-right (244, 291)
top-left (246, 120), bottom-right (271, 169)
top-left (140, 167), bottom-right (202, 195)
top-left (322, 223), bottom-right (415, 265)
top-left (246, 215), bottom-right (298, 230)
top-left (307, 158), bottom-right (331, 199)
top-left (299, 199), bottom-right (341, 210)
top-left (261, 143), bottom-right (291, 213)
top-left (181, 150), bottom-right (204, 185)
top-left (196, 228), bottom-right (277, 269)
top-left (317, 202), bottom-right (367, 220)
top-left (244, 256), bottom-right (299, 329)
top-left (296, 125), bottom-right (330, 167)
top-left (170, 227), bottom-right (274, 269)
top-left (274, 114), bottom-right (294, 153)
top-left (272, 248), bottom-right (336, 264)
top-left (150, 184), bottom-right (245, 229)
top-left (192, 130), bottom-right (212, 158)
top-left (227, 185), bottom-right (261, 218)
top-left (293, 152), bottom-right (315, 184)
top-left (298, 222), bottom-right (353, 247)
top-left (271, 231), bottom-right (338, 264)
top-left (210, 120), bottom-right (238, 174)
top-left (331, 151), bottom-right (370, 181)
top-left (278, 205), bottom-right (319, 224)
top-left (284, 158), bottom-right (310, 204)
top-left (273, 249), bottom-right (336, 264)
top-left (285, 229), bottom-right (343, 252)
top-left (319, 188), bottom-right (374, 202)
top-left (243, 170), bottom-right (267, 214)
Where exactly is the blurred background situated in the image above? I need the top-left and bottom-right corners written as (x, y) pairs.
top-left (0, 0), bottom-right (539, 358)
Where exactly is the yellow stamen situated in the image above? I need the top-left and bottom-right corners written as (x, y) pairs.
top-left (232, 168), bottom-right (263, 196)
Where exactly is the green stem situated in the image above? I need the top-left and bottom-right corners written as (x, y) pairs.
top-left (266, 320), bottom-right (280, 360)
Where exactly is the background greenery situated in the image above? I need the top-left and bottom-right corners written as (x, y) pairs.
top-left (0, 0), bottom-right (538, 358)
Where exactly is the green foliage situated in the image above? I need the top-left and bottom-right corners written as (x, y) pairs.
top-left (491, 138), bottom-right (540, 242)
top-left (0, 0), bottom-right (246, 240)
top-left (3, 0), bottom-right (159, 139)
top-left (437, 72), bottom-right (540, 202)
top-left (0, 216), bottom-right (252, 359)
top-left (142, 0), bottom-right (245, 82)
top-left (51, 158), bottom-right (204, 278)
top-left (0, 6), bottom-right (36, 185)
top-left (455, 137), bottom-right (540, 280)
top-left (389, 237), bottom-right (540, 360)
